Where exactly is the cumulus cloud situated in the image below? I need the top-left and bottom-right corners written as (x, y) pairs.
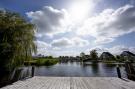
top-left (27, 4), bottom-right (135, 45)
top-left (35, 40), bottom-right (50, 48)
top-left (107, 45), bottom-right (135, 55)
top-left (34, 37), bottom-right (89, 56)
top-left (27, 6), bottom-right (70, 36)
top-left (71, 37), bottom-right (89, 47)
top-left (77, 5), bottom-right (135, 44)
top-left (27, 4), bottom-right (135, 56)
top-left (34, 41), bottom-right (50, 54)
top-left (51, 38), bottom-right (72, 47)
top-left (52, 47), bottom-right (61, 51)
top-left (51, 37), bottom-right (89, 48)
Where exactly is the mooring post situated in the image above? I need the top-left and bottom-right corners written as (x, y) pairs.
top-left (31, 66), bottom-right (35, 77)
top-left (117, 65), bottom-right (121, 78)
top-left (125, 61), bottom-right (135, 81)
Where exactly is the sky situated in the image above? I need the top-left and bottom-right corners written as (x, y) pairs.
top-left (1, 0), bottom-right (135, 56)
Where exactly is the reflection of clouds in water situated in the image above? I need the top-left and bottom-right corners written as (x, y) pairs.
top-left (6, 62), bottom-right (124, 77)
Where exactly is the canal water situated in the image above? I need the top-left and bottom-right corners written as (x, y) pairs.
top-left (35, 62), bottom-right (126, 77)
top-left (0, 62), bottom-right (126, 87)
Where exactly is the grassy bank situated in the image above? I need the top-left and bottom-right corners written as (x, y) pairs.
top-left (102, 60), bottom-right (117, 63)
top-left (24, 58), bottom-right (59, 66)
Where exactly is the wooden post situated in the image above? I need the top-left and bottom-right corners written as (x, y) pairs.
top-left (31, 66), bottom-right (35, 77)
top-left (125, 61), bottom-right (135, 81)
top-left (117, 65), bottom-right (121, 78)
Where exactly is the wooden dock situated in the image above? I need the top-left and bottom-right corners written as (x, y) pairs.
top-left (1, 76), bottom-right (135, 89)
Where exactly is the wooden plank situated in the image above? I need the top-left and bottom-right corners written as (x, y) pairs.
top-left (104, 77), bottom-right (135, 89)
top-left (1, 77), bottom-right (135, 89)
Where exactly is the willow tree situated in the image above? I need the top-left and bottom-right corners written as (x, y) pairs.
top-left (0, 10), bottom-right (37, 71)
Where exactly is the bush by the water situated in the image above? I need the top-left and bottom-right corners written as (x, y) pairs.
top-left (36, 58), bottom-right (58, 66)
top-left (24, 58), bottom-right (58, 66)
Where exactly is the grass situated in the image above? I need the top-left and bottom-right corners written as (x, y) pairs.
top-left (102, 60), bottom-right (118, 63)
top-left (24, 58), bottom-right (59, 66)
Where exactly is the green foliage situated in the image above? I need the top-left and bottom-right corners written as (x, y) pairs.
top-left (36, 58), bottom-right (58, 66)
top-left (80, 52), bottom-right (85, 61)
top-left (90, 50), bottom-right (98, 60)
top-left (0, 10), bottom-right (37, 71)
top-left (80, 52), bottom-right (85, 57)
top-left (115, 55), bottom-right (125, 62)
top-left (48, 56), bottom-right (53, 59)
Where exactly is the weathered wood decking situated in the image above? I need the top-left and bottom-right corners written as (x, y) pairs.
top-left (1, 77), bottom-right (135, 89)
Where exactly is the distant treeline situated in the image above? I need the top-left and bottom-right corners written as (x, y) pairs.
top-left (58, 50), bottom-right (135, 62)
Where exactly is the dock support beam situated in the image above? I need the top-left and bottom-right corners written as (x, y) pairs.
top-left (31, 66), bottom-right (35, 77)
top-left (117, 65), bottom-right (121, 78)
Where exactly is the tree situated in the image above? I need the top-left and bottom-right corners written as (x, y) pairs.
top-left (90, 50), bottom-right (98, 60)
top-left (80, 52), bottom-right (85, 58)
top-left (48, 56), bottom-right (53, 59)
top-left (116, 55), bottom-right (121, 62)
top-left (80, 52), bottom-right (85, 61)
top-left (0, 10), bottom-right (37, 71)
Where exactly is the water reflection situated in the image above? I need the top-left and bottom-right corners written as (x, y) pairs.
top-left (91, 62), bottom-right (99, 75)
top-left (34, 62), bottom-right (125, 77)
top-left (0, 62), bottom-right (126, 88)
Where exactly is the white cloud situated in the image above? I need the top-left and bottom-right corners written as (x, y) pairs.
top-left (34, 40), bottom-right (50, 48)
top-left (77, 5), bottom-right (135, 44)
top-left (26, 0), bottom-right (101, 37)
top-left (51, 38), bottom-right (72, 47)
top-left (72, 37), bottom-right (89, 47)
top-left (52, 47), bottom-right (61, 51)
top-left (34, 41), bottom-right (50, 54)
top-left (59, 50), bottom-right (80, 57)
top-left (26, 3), bottom-right (135, 43)
top-left (27, 6), bottom-right (70, 36)
top-left (51, 37), bottom-right (89, 48)
top-left (108, 45), bottom-right (135, 55)
top-left (27, 4), bottom-right (135, 56)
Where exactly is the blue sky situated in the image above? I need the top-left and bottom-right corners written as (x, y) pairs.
top-left (1, 0), bottom-right (135, 56)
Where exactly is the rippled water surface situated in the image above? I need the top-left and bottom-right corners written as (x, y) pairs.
top-left (35, 62), bottom-right (125, 77)
top-left (0, 62), bottom-right (126, 87)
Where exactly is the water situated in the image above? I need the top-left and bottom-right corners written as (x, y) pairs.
top-left (34, 62), bottom-right (125, 77)
top-left (0, 62), bottom-right (126, 87)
